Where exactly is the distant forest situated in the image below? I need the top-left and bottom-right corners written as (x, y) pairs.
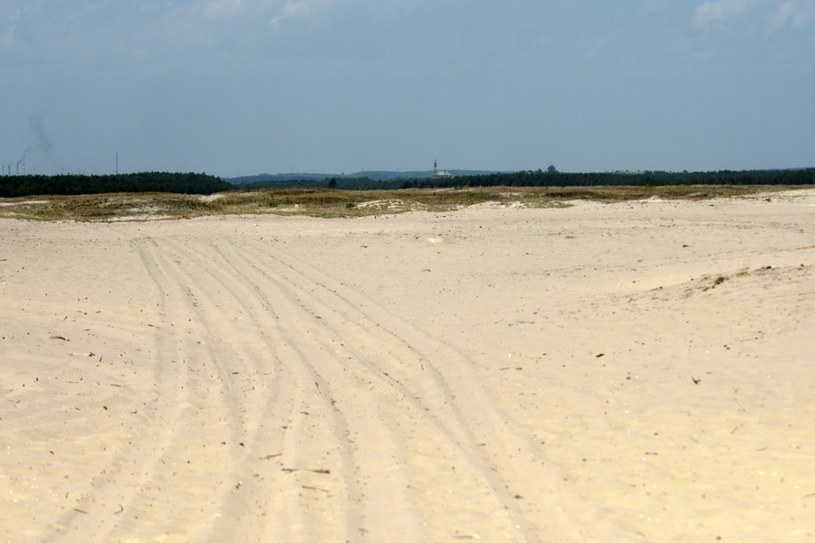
top-left (239, 168), bottom-right (815, 190)
top-left (0, 172), bottom-right (231, 197)
top-left (0, 168), bottom-right (813, 197)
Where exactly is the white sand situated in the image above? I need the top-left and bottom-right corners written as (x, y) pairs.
top-left (1, 190), bottom-right (814, 542)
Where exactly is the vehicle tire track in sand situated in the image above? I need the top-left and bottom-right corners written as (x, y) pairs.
top-left (214, 237), bottom-right (640, 542)
top-left (52, 229), bottom-right (639, 542)
top-left (157, 236), bottom-right (522, 541)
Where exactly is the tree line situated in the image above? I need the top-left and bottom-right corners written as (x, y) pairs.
top-left (395, 168), bottom-right (815, 189)
top-left (238, 168), bottom-right (815, 191)
top-left (1, 168), bottom-right (812, 197)
top-left (0, 172), bottom-right (232, 198)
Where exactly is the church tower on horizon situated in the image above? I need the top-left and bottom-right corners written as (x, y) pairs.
top-left (432, 158), bottom-right (452, 180)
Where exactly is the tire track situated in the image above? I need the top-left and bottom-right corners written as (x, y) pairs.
top-left (159, 235), bottom-right (503, 541)
top-left (232, 242), bottom-right (539, 537)
top-left (227, 237), bottom-right (646, 542)
top-left (151, 236), bottom-right (366, 542)
top-left (49, 229), bottom-right (636, 542)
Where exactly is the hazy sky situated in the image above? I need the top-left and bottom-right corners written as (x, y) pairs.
top-left (1, 0), bottom-right (814, 177)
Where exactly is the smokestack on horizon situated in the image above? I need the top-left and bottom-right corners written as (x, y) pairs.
top-left (13, 113), bottom-right (53, 176)
top-left (16, 147), bottom-right (29, 175)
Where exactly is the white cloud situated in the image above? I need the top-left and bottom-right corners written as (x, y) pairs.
top-left (693, 0), bottom-right (751, 27)
top-left (1, 5), bottom-right (25, 39)
top-left (771, 1), bottom-right (815, 30)
top-left (268, 0), bottom-right (332, 28)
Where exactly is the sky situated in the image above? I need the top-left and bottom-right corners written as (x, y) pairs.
top-left (1, 0), bottom-right (814, 177)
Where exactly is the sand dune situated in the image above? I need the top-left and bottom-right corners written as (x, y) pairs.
top-left (2, 191), bottom-right (814, 542)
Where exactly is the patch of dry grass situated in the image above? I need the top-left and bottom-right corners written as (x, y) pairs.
top-left (0, 185), bottom-right (806, 222)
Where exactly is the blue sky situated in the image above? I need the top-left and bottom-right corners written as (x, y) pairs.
top-left (1, 0), bottom-right (813, 177)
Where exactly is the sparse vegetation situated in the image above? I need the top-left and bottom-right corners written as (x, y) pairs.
top-left (0, 185), bottom-right (809, 222)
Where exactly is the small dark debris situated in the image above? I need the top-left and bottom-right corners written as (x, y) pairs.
top-left (595, 353), bottom-right (605, 358)
top-left (302, 485), bottom-right (329, 492)
top-left (692, 377), bottom-right (701, 385)
top-left (282, 467), bottom-right (329, 475)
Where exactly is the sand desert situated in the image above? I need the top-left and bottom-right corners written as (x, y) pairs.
top-left (1, 190), bottom-right (814, 542)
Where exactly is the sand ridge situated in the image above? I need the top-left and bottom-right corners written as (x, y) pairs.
top-left (1, 190), bottom-right (814, 542)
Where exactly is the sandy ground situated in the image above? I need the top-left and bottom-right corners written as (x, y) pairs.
top-left (1, 191), bottom-right (814, 543)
